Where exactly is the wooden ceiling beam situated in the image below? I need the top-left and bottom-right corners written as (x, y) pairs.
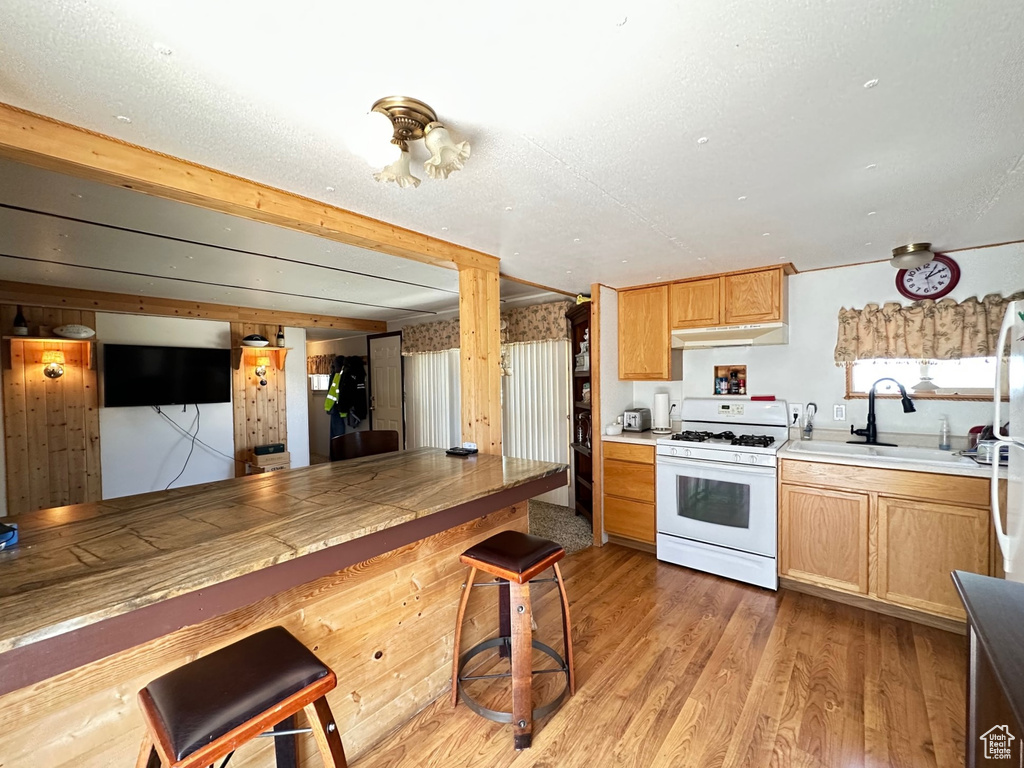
top-left (0, 102), bottom-right (499, 274)
top-left (0, 280), bottom-right (386, 332)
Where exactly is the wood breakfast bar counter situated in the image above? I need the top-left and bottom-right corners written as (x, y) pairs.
top-left (0, 449), bottom-right (566, 767)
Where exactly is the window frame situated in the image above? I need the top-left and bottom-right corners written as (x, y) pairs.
top-left (843, 362), bottom-right (1006, 402)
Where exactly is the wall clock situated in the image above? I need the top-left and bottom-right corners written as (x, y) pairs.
top-left (896, 253), bottom-right (960, 300)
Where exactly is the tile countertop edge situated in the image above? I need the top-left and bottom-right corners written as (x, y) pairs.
top-left (0, 451), bottom-right (567, 656)
top-left (778, 443), bottom-right (1006, 479)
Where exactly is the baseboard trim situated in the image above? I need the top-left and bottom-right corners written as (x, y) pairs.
top-left (779, 577), bottom-right (966, 635)
top-left (607, 534), bottom-right (657, 554)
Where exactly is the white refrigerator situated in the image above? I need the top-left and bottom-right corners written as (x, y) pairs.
top-left (993, 300), bottom-right (1024, 582)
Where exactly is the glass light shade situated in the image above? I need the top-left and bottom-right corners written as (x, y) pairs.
top-left (422, 123), bottom-right (471, 180)
top-left (374, 149), bottom-right (421, 188)
top-left (890, 251), bottom-right (932, 269)
top-left (254, 356), bottom-right (271, 368)
top-left (41, 350), bottom-right (65, 365)
top-left (348, 110), bottom-right (401, 167)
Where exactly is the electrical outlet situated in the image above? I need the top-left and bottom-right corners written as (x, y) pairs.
top-left (833, 404), bottom-right (847, 421)
top-left (670, 399), bottom-right (681, 414)
top-left (788, 403), bottom-right (804, 427)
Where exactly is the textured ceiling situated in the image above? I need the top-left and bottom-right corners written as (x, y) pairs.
top-left (1, 0), bottom-right (1022, 294)
top-left (0, 158), bottom-right (555, 321)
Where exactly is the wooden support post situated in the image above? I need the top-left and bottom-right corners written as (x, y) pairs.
top-left (458, 265), bottom-right (502, 455)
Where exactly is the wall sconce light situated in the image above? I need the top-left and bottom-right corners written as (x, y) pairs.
top-left (370, 96), bottom-right (471, 189)
top-left (41, 349), bottom-right (65, 379)
top-left (254, 356), bottom-right (271, 387)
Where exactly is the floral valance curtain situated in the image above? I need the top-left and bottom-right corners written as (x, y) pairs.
top-left (834, 292), bottom-right (1024, 365)
top-left (402, 300), bottom-right (573, 355)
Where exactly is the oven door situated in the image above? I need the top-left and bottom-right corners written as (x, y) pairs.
top-left (656, 455), bottom-right (777, 557)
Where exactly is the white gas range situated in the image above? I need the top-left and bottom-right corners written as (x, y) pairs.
top-left (655, 398), bottom-right (789, 590)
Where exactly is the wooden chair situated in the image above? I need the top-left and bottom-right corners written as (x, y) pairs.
top-left (135, 627), bottom-right (346, 768)
top-left (329, 430), bottom-right (400, 461)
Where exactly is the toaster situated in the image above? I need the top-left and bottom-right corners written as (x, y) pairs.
top-left (622, 408), bottom-right (652, 432)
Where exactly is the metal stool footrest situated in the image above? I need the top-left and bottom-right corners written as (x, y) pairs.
top-left (456, 636), bottom-right (570, 725)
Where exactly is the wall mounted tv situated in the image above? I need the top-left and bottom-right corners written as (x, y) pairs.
top-left (102, 344), bottom-right (232, 408)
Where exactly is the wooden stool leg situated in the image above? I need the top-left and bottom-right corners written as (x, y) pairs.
top-left (273, 715), bottom-right (298, 767)
top-left (303, 696), bottom-right (348, 768)
top-left (553, 562), bottom-right (576, 695)
top-left (451, 566), bottom-right (477, 707)
top-left (498, 578), bottom-right (511, 658)
top-left (509, 579), bottom-right (533, 750)
top-left (135, 733), bottom-right (160, 768)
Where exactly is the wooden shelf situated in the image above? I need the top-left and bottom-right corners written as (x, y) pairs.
top-left (571, 442), bottom-right (592, 457)
top-left (233, 346), bottom-right (291, 371)
top-left (2, 335), bottom-right (97, 370)
top-left (574, 401), bottom-right (592, 410)
top-left (573, 369), bottom-right (591, 378)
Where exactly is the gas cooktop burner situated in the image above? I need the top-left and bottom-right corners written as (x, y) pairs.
top-left (732, 434), bottom-right (776, 448)
top-left (670, 431), bottom-right (776, 448)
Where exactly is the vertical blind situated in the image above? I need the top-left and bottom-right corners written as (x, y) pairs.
top-left (501, 340), bottom-right (571, 468)
top-left (404, 349), bottom-right (461, 449)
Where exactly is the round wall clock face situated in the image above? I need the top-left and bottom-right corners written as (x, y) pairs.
top-left (896, 254), bottom-right (960, 300)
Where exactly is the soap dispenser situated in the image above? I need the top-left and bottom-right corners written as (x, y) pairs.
top-left (938, 415), bottom-right (951, 451)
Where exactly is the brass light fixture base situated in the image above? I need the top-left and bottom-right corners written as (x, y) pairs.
top-left (891, 242), bottom-right (932, 258)
top-left (372, 96), bottom-right (439, 149)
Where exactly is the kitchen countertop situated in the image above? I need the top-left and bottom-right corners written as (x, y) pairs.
top-left (779, 440), bottom-right (1005, 479)
top-left (0, 449), bottom-right (566, 661)
top-left (602, 431), bottom-right (666, 446)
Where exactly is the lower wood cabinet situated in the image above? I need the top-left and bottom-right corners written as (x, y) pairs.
top-left (779, 484), bottom-right (869, 595)
top-left (779, 459), bottom-right (1000, 625)
top-left (876, 496), bottom-right (990, 620)
top-left (603, 442), bottom-right (655, 546)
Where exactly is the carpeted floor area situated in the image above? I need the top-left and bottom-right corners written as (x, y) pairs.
top-left (528, 500), bottom-right (593, 554)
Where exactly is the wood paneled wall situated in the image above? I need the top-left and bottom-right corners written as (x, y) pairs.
top-left (0, 504), bottom-right (527, 768)
top-left (1, 305), bottom-right (101, 515)
top-left (231, 323), bottom-right (288, 476)
top-left (458, 266), bottom-right (502, 455)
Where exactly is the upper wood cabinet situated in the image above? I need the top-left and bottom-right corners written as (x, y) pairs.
top-left (669, 278), bottom-right (720, 329)
top-left (619, 285), bottom-right (678, 380)
top-left (669, 266), bottom-right (787, 329)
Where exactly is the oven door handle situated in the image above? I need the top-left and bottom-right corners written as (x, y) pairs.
top-left (656, 455), bottom-right (776, 477)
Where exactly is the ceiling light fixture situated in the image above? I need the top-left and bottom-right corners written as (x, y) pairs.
top-left (370, 96), bottom-right (471, 189)
top-left (890, 242), bottom-right (934, 269)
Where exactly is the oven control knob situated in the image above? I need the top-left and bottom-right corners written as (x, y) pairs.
top-left (748, 455), bottom-right (758, 464)
top-left (670, 447), bottom-right (678, 456)
top-left (734, 453), bottom-right (742, 462)
top-left (683, 449), bottom-right (692, 457)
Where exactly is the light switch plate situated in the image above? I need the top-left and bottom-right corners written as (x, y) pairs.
top-left (833, 404), bottom-right (847, 421)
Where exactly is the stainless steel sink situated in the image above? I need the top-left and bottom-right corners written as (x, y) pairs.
top-left (785, 440), bottom-right (978, 467)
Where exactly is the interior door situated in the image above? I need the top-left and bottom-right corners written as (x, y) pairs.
top-left (368, 333), bottom-right (404, 449)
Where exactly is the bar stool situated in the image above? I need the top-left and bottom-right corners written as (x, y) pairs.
top-left (135, 626), bottom-right (347, 768)
top-left (451, 530), bottom-right (575, 750)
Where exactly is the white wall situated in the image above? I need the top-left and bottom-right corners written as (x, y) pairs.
top-left (306, 336), bottom-right (369, 460)
top-left (598, 285), bottom-right (642, 436)
top-left (682, 243), bottom-right (1024, 438)
top-left (97, 314), bottom-right (237, 499)
top-left (284, 327), bottom-right (310, 469)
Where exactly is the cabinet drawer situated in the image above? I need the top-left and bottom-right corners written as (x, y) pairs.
top-left (604, 442), bottom-right (655, 464)
top-left (604, 459), bottom-right (655, 503)
top-left (604, 496), bottom-right (655, 544)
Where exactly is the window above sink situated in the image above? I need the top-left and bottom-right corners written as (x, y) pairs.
top-left (846, 358), bottom-right (1006, 401)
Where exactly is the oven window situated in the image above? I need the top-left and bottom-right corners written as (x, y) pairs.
top-left (676, 475), bottom-right (750, 529)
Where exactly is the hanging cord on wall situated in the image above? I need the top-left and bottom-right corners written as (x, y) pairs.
top-left (153, 406), bottom-right (252, 471)
top-left (164, 404), bottom-right (200, 490)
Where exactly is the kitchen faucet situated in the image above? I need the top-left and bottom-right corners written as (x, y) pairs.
top-left (848, 378), bottom-right (915, 446)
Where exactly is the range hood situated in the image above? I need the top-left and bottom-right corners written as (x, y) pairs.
top-left (670, 322), bottom-right (788, 349)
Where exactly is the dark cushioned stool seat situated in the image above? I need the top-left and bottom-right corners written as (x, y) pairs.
top-left (144, 627), bottom-right (330, 761)
top-left (460, 530), bottom-right (565, 582)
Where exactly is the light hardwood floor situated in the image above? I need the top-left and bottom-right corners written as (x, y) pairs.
top-left (352, 543), bottom-right (967, 768)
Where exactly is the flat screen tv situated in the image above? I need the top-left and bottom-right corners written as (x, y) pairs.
top-left (102, 344), bottom-right (231, 407)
